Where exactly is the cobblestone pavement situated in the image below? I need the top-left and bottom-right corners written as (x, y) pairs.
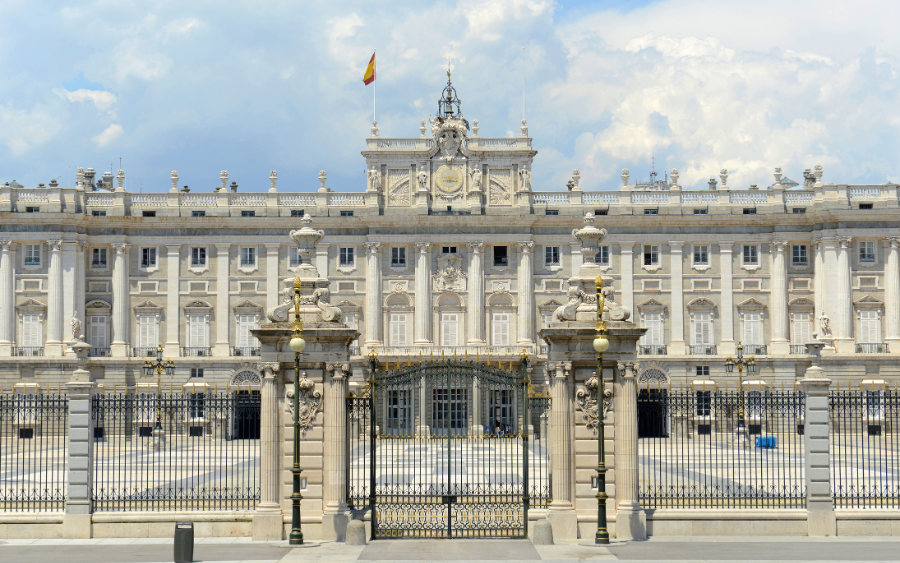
top-left (2, 537), bottom-right (900, 562)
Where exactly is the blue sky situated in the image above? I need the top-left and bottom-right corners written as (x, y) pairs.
top-left (1, 0), bottom-right (898, 193)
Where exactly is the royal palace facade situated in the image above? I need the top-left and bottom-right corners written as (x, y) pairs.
top-left (1, 89), bottom-right (900, 394)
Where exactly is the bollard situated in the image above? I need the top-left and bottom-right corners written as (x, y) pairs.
top-left (174, 521), bottom-right (194, 563)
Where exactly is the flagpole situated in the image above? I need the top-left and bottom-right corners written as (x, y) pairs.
top-left (373, 49), bottom-right (376, 124)
top-left (522, 47), bottom-right (526, 122)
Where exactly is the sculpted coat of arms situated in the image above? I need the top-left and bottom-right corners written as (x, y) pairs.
top-left (433, 254), bottom-right (467, 292)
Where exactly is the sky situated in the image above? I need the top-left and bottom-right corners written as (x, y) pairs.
top-left (1, 0), bottom-right (898, 193)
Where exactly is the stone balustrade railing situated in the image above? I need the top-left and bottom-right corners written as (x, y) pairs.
top-left (1, 183), bottom-right (897, 216)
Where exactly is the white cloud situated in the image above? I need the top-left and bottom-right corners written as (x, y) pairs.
top-left (0, 105), bottom-right (60, 156)
top-left (54, 88), bottom-right (117, 112)
top-left (461, 0), bottom-right (554, 41)
top-left (92, 123), bottom-right (124, 147)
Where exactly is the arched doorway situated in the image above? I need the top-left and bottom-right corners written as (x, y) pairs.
top-left (230, 370), bottom-right (261, 440)
top-left (637, 368), bottom-right (669, 438)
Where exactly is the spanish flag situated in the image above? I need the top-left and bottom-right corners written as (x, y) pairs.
top-left (363, 52), bottom-right (376, 85)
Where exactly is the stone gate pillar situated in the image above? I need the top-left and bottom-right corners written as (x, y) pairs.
top-left (253, 362), bottom-right (283, 540)
top-left (800, 342), bottom-right (836, 536)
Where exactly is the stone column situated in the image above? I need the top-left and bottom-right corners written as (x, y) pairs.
top-left (265, 244), bottom-right (281, 313)
top-left (548, 361), bottom-right (577, 538)
top-left (719, 242), bottom-right (735, 355)
top-left (214, 244), bottom-right (231, 356)
top-left (620, 243), bottom-right (635, 314)
top-left (45, 239), bottom-right (65, 356)
top-left (322, 363), bottom-right (350, 540)
top-left (64, 341), bottom-right (95, 538)
top-left (364, 242), bottom-right (383, 345)
top-left (770, 239), bottom-right (790, 354)
top-left (110, 243), bottom-right (130, 357)
top-left (517, 241), bottom-right (535, 345)
top-left (62, 242), bottom-right (77, 352)
top-left (164, 245), bottom-right (181, 357)
top-left (814, 240), bottom-right (825, 333)
top-left (414, 242), bottom-right (432, 345)
top-left (0, 241), bottom-right (14, 355)
top-left (884, 237), bottom-right (900, 352)
top-left (800, 347), bottom-right (836, 536)
top-left (75, 243), bottom-right (86, 349)
top-left (467, 242), bottom-right (485, 344)
top-left (253, 362), bottom-right (283, 540)
top-left (834, 237), bottom-right (853, 352)
top-left (668, 242), bottom-right (685, 355)
top-left (615, 361), bottom-right (646, 540)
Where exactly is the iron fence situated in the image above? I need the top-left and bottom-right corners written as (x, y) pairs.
top-left (0, 392), bottom-right (68, 511)
top-left (92, 390), bottom-right (260, 511)
top-left (830, 389), bottom-right (900, 507)
top-left (638, 387), bottom-right (805, 508)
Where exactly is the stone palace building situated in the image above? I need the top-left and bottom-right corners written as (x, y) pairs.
top-left (1, 82), bottom-right (899, 395)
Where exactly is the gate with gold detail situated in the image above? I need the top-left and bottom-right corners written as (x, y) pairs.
top-left (347, 354), bottom-right (551, 539)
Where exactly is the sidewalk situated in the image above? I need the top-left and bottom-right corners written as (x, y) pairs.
top-left (2, 536), bottom-right (900, 562)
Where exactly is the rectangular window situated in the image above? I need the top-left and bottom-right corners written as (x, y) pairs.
top-left (693, 245), bottom-right (709, 265)
top-left (192, 210), bottom-right (206, 218)
top-left (644, 209), bottom-right (658, 215)
top-left (743, 208), bottom-right (757, 215)
top-left (493, 246), bottom-right (508, 267)
top-left (492, 312), bottom-right (510, 346)
top-left (696, 391), bottom-right (712, 416)
top-left (92, 210), bottom-right (106, 217)
top-left (387, 390), bottom-right (412, 432)
top-left (92, 248), bottom-right (107, 268)
top-left (141, 247), bottom-right (157, 268)
top-left (594, 209), bottom-right (608, 216)
top-left (25, 207), bottom-right (39, 213)
top-left (241, 210), bottom-right (256, 217)
top-left (643, 245), bottom-right (659, 266)
top-left (792, 312), bottom-right (810, 345)
top-left (545, 246), bottom-right (560, 266)
top-left (339, 247), bottom-right (354, 266)
top-left (743, 245), bottom-right (758, 265)
top-left (545, 209), bottom-right (559, 216)
top-left (22, 314), bottom-right (41, 347)
top-left (442, 246), bottom-right (457, 254)
top-left (188, 315), bottom-right (208, 348)
top-left (237, 314), bottom-right (259, 348)
top-left (860, 310), bottom-right (880, 344)
top-left (189, 393), bottom-right (205, 419)
top-left (696, 365), bottom-right (710, 378)
top-left (743, 312), bottom-right (762, 345)
top-left (191, 368), bottom-right (204, 378)
top-left (88, 316), bottom-right (108, 349)
top-left (642, 313), bottom-right (663, 346)
top-left (340, 210), bottom-right (354, 217)
top-left (595, 246), bottom-right (609, 265)
top-left (289, 247), bottom-right (300, 267)
top-left (860, 241), bottom-right (875, 263)
top-left (345, 312), bottom-right (359, 348)
top-left (291, 209), bottom-right (304, 217)
top-left (693, 209), bottom-right (708, 215)
top-left (792, 208), bottom-right (806, 214)
top-left (391, 247), bottom-right (406, 267)
top-left (25, 244), bottom-right (40, 266)
top-left (859, 203), bottom-right (873, 210)
top-left (441, 313), bottom-right (459, 347)
top-left (792, 245), bottom-right (808, 266)
top-left (191, 247), bottom-right (206, 267)
top-left (241, 247), bottom-right (256, 267)
top-left (389, 313), bottom-right (408, 346)
top-left (138, 315), bottom-right (158, 348)
top-left (142, 210), bottom-right (156, 217)
top-left (693, 312), bottom-right (712, 345)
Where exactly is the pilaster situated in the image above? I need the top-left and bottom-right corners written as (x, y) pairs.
top-left (614, 361), bottom-right (646, 540)
top-left (516, 241), bottom-right (534, 345)
top-left (547, 361), bottom-right (577, 539)
top-left (164, 245), bottom-right (181, 357)
top-left (265, 244), bottom-right (281, 314)
top-left (770, 239), bottom-right (790, 354)
top-left (214, 243), bottom-right (231, 356)
top-left (834, 236), bottom-right (853, 352)
top-left (110, 243), bottom-right (130, 357)
top-left (364, 242), bottom-right (383, 345)
top-left (61, 241), bottom-right (78, 352)
top-left (45, 239), bottom-right (65, 356)
top-left (718, 242), bottom-right (735, 356)
top-left (253, 362), bottom-right (284, 540)
top-left (620, 243), bottom-right (634, 315)
top-left (0, 241), bottom-right (14, 355)
top-left (884, 237), bottom-right (900, 352)
top-left (322, 362), bottom-right (350, 540)
top-left (668, 242), bottom-right (685, 355)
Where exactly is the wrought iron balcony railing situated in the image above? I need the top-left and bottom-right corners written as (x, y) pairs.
top-left (743, 344), bottom-right (767, 355)
top-left (182, 347), bottom-right (212, 357)
top-left (133, 347), bottom-right (158, 357)
top-left (231, 346), bottom-right (259, 357)
top-left (13, 347), bottom-right (43, 357)
top-left (856, 343), bottom-right (887, 354)
top-left (639, 345), bottom-right (667, 356)
top-left (689, 345), bottom-right (717, 355)
top-left (790, 345), bottom-right (808, 354)
top-left (370, 345), bottom-right (532, 359)
top-left (88, 347), bottom-right (111, 357)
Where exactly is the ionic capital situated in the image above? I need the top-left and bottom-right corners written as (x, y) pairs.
top-left (517, 241), bottom-right (534, 254)
top-left (415, 242), bottom-right (432, 254)
top-left (326, 362), bottom-right (351, 379)
top-left (257, 362), bottom-right (280, 378)
top-left (111, 242), bottom-right (128, 254)
top-left (668, 241), bottom-right (685, 252)
top-left (838, 236), bottom-right (853, 249)
top-left (617, 361), bottom-right (640, 379)
top-left (0, 240), bottom-right (12, 252)
top-left (772, 240), bottom-right (789, 252)
top-left (46, 239), bottom-right (63, 252)
top-left (364, 242), bottom-right (381, 254)
top-left (467, 242), bottom-right (485, 253)
top-left (886, 236), bottom-right (900, 249)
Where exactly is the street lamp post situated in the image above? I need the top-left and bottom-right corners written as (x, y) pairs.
top-left (724, 340), bottom-right (757, 448)
top-left (288, 276), bottom-right (307, 545)
top-left (142, 343), bottom-right (175, 430)
top-left (592, 275), bottom-right (610, 545)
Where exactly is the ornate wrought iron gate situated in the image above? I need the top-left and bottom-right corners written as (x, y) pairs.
top-left (347, 356), bottom-right (551, 539)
